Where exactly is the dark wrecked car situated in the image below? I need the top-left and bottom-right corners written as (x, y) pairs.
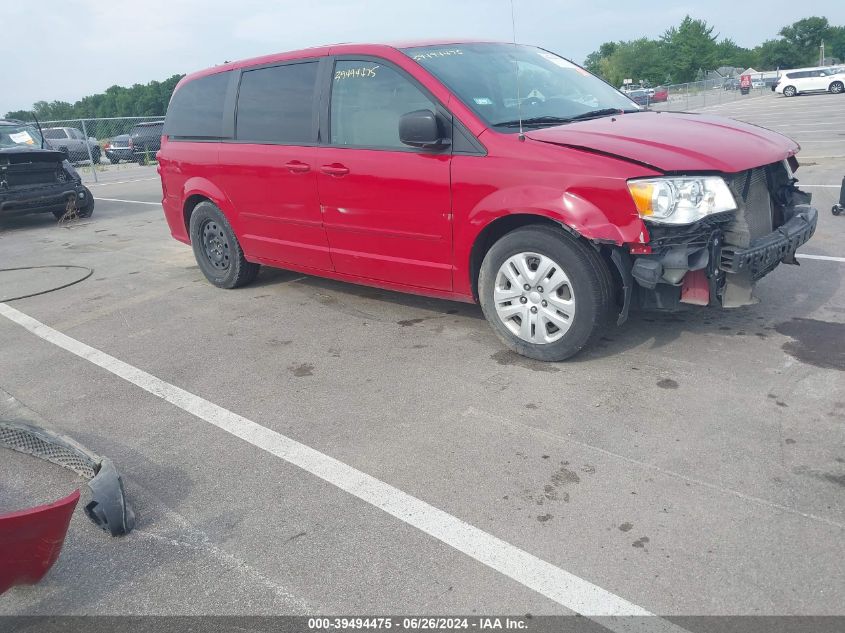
top-left (0, 119), bottom-right (94, 220)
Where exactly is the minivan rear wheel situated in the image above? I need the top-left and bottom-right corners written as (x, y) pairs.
top-left (783, 85), bottom-right (797, 97)
top-left (478, 225), bottom-right (612, 361)
top-left (189, 201), bottom-right (259, 289)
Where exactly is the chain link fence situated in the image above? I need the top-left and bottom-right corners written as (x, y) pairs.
top-left (24, 116), bottom-right (165, 183)
top-left (645, 73), bottom-right (777, 111)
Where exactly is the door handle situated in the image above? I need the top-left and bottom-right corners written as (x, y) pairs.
top-left (320, 163), bottom-right (349, 177)
top-left (284, 160), bottom-right (311, 173)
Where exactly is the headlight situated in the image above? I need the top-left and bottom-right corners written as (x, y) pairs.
top-left (627, 176), bottom-right (736, 224)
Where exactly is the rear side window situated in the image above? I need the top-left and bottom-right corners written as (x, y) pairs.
top-left (164, 71), bottom-right (231, 138)
top-left (235, 62), bottom-right (319, 144)
top-left (43, 129), bottom-right (68, 139)
top-left (330, 60), bottom-right (437, 149)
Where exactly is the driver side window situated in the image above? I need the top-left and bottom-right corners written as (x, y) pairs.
top-left (330, 60), bottom-right (437, 149)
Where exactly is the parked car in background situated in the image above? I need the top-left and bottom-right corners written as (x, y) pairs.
top-left (0, 120), bottom-right (94, 219)
top-left (775, 66), bottom-right (845, 96)
top-left (158, 40), bottom-right (818, 361)
top-left (41, 127), bottom-right (101, 163)
top-left (626, 89), bottom-right (650, 106)
top-left (129, 121), bottom-right (164, 164)
top-left (651, 86), bottom-right (668, 102)
top-left (723, 78), bottom-right (741, 90)
top-left (104, 134), bottom-right (132, 163)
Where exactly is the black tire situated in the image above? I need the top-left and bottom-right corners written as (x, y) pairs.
top-left (189, 201), bottom-right (259, 289)
top-left (478, 224), bottom-right (613, 361)
top-left (783, 85), bottom-right (797, 97)
top-left (829, 81), bottom-right (844, 94)
top-left (77, 189), bottom-right (95, 218)
top-left (91, 147), bottom-right (101, 164)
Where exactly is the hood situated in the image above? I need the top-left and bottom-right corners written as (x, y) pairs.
top-left (0, 147), bottom-right (67, 163)
top-left (525, 111), bottom-right (799, 174)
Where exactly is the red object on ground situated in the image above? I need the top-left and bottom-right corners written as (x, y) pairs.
top-left (0, 489), bottom-right (79, 594)
top-left (680, 269), bottom-right (710, 305)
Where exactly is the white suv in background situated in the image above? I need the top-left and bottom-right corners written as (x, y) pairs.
top-left (775, 66), bottom-right (845, 97)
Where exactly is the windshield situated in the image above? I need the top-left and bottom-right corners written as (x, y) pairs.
top-left (402, 43), bottom-right (639, 130)
top-left (0, 123), bottom-right (45, 149)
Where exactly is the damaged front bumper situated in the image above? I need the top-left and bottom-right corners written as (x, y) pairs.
top-left (720, 205), bottom-right (817, 276)
top-left (0, 181), bottom-right (88, 216)
top-left (622, 202), bottom-right (818, 313)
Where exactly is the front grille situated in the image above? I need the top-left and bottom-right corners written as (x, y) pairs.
top-left (2, 163), bottom-right (63, 187)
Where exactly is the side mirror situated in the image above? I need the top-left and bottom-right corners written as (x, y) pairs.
top-left (399, 110), bottom-right (450, 150)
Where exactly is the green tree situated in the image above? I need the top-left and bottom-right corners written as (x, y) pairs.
top-left (779, 16), bottom-right (830, 64)
top-left (827, 25), bottom-right (845, 62)
top-left (754, 38), bottom-right (801, 69)
top-left (5, 75), bottom-right (185, 120)
top-left (714, 39), bottom-right (757, 69)
top-left (584, 42), bottom-right (617, 76)
top-left (660, 16), bottom-right (719, 83)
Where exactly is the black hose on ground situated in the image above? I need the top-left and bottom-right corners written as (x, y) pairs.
top-left (0, 265), bottom-right (93, 302)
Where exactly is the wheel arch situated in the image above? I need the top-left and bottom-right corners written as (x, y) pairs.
top-left (465, 191), bottom-right (643, 301)
top-left (181, 178), bottom-right (236, 241)
top-left (467, 212), bottom-right (626, 303)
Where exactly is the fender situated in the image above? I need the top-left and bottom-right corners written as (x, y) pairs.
top-left (454, 183), bottom-right (648, 297)
top-left (466, 184), bottom-right (646, 245)
top-left (177, 176), bottom-right (238, 242)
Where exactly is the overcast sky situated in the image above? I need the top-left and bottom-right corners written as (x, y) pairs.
top-left (2, 0), bottom-right (843, 115)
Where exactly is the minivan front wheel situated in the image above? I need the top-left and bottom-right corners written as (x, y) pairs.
top-left (830, 81), bottom-right (844, 94)
top-left (189, 201), bottom-right (259, 288)
top-left (782, 85), bottom-right (797, 97)
top-left (478, 225), bottom-right (612, 361)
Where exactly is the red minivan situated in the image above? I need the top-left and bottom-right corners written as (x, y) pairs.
top-left (158, 41), bottom-right (817, 360)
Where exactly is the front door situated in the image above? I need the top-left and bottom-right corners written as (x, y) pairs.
top-left (316, 59), bottom-right (453, 291)
top-left (217, 59), bottom-right (333, 271)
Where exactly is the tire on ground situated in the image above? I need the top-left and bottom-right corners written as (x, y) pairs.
top-left (77, 188), bottom-right (95, 218)
top-left (478, 224), bottom-right (613, 361)
top-left (189, 200), bottom-right (259, 289)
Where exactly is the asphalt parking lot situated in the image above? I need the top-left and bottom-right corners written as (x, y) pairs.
top-left (1, 91), bottom-right (843, 627)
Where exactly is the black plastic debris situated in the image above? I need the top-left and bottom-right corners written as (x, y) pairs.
top-left (0, 420), bottom-right (135, 536)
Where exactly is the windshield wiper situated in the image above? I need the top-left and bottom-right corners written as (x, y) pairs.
top-left (565, 108), bottom-right (635, 121)
top-left (494, 109), bottom-right (643, 129)
top-left (493, 116), bottom-right (572, 128)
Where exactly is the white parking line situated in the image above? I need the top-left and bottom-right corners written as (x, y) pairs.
top-left (800, 185), bottom-right (840, 188)
top-left (0, 302), bottom-right (685, 633)
top-left (88, 177), bottom-right (159, 187)
top-left (94, 197), bottom-right (161, 206)
top-left (796, 254), bottom-right (845, 263)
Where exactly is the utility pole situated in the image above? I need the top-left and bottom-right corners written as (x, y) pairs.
top-left (820, 41), bottom-right (825, 66)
